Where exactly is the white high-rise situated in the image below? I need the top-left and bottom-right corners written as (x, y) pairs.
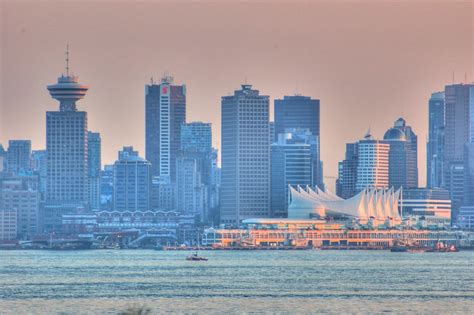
top-left (355, 132), bottom-right (390, 192)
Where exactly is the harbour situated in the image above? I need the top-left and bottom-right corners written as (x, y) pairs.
top-left (1, 250), bottom-right (473, 314)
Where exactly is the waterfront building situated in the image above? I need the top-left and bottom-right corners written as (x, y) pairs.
top-left (271, 132), bottom-right (312, 217)
top-left (274, 95), bottom-right (323, 188)
top-left (44, 56), bottom-right (89, 231)
top-left (400, 188), bottom-right (451, 227)
top-left (0, 209), bottom-right (17, 241)
top-left (99, 165), bottom-right (114, 210)
top-left (145, 75), bottom-right (186, 181)
top-left (221, 84), bottom-right (270, 224)
top-left (202, 219), bottom-right (464, 249)
top-left (457, 206), bottom-right (474, 230)
top-left (427, 91), bottom-right (445, 188)
top-left (336, 143), bottom-right (359, 199)
top-left (443, 83), bottom-right (474, 219)
top-left (383, 118), bottom-right (418, 189)
top-left (288, 185), bottom-right (401, 226)
top-left (7, 140), bottom-right (31, 175)
top-left (113, 147), bottom-right (151, 212)
top-left (88, 132), bottom-right (101, 210)
top-left (355, 132), bottom-right (390, 192)
top-left (0, 176), bottom-right (40, 239)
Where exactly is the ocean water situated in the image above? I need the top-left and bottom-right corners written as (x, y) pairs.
top-left (0, 250), bottom-right (473, 314)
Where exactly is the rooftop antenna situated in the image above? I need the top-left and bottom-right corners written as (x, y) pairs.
top-left (150, 76), bottom-right (155, 85)
top-left (452, 70), bottom-right (455, 84)
top-left (465, 72), bottom-right (467, 83)
top-left (65, 44), bottom-right (70, 76)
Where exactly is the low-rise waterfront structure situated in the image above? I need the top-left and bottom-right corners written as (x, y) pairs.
top-left (202, 219), bottom-right (467, 249)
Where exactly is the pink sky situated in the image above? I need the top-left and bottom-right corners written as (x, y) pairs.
top-left (1, 1), bottom-right (473, 188)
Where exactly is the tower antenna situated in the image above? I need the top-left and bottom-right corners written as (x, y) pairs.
top-left (65, 44), bottom-right (70, 76)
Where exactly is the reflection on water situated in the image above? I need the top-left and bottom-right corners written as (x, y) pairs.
top-left (1, 250), bottom-right (473, 314)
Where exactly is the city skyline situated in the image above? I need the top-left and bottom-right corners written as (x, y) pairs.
top-left (1, 1), bottom-right (473, 189)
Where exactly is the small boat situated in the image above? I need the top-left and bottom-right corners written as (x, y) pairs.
top-left (186, 252), bottom-right (208, 261)
top-left (390, 238), bottom-right (428, 253)
top-left (426, 241), bottom-right (459, 253)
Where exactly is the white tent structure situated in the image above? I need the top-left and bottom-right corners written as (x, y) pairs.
top-left (288, 185), bottom-right (402, 225)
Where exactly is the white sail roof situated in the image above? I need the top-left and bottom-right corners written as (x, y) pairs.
top-left (288, 185), bottom-right (402, 223)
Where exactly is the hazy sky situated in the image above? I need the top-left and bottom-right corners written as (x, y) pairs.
top-left (1, 1), bottom-right (473, 189)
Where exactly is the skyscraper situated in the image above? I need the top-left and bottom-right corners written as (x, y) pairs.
top-left (274, 95), bottom-right (323, 188)
top-left (31, 150), bottom-right (47, 199)
top-left (88, 132), bottom-right (101, 210)
top-left (0, 145), bottom-right (6, 173)
top-left (145, 75), bottom-right (186, 181)
top-left (383, 118), bottom-right (418, 189)
top-left (44, 53), bottom-right (89, 230)
top-left (271, 132), bottom-right (312, 217)
top-left (100, 164), bottom-right (114, 211)
top-left (427, 91), bottom-right (445, 188)
top-left (443, 83), bottom-right (474, 219)
top-left (221, 84), bottom-right (270, 223)
top-left (7, 140), bottom-right (31, 175)
top-left (355, 131), bottom-right (390, 192)
top-left (181, 122), bottom-right (212, 154)
top-left (176, 122), bottom-right (213, 221)
top-left (336, 142), bottom-right (359, 199)
top-left (175, 157), bottom-right (207, 219)
top-left (113, 147), bottom-right (151, 212)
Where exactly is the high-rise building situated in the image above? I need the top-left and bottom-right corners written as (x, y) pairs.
top-left (464, 143), bottom-right (474, 206)
top-left (31, 150), bottom-right (47, 199)
top-left (176, 122), bottom-right (213, 221)
top-left (209, 148), bottom-right (221, 223)
top-left (221, 84), bottom-right (270, 223)
top-left (0, 144), bottom-right (7, 173)
top-left (271, 132), bottom-right (312, 217)
top-left (44, 56), bottom-right (89, 231)
top-left (145, 75), bottom-right (186, 181)
top-left (274, 95), bottom-right (323, 188)
top-left (443, 83), bottom-right (474, 219)
top-left (99, 165), bottom-right (114, 210)
top-left (175, 157), bottom-right (207, 219)
top-left (113, 147), bottom-right (151, 211)
top-left (0, 176), bottom-right (40, 239)
top-left (7, 140), bottom-right (31, 175)
top-left (336, 143), bottom-right (359, 199)
top-left (355, 131), bottom-right (390, 192)
top-left (383, 118), bottom-right (418, 189)
top-left (181, 122), bottom-right (212, 154)
top-left (150, 178), bottom-right (175, 211)
top-left (427, 92), bottom-right (445, 188)
top-left (88, 132), bottom-right (101, 210)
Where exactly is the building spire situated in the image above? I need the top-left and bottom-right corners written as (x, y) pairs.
top-left (65, 44), bottom-right (70, 76)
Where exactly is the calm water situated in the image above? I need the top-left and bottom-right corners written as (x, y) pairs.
top-left (0, 250), bottom-right (473, 314)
